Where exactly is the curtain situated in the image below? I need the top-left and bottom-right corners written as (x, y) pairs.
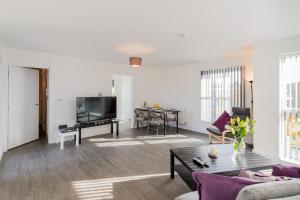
top-left (280, 54), bottom-right (300, 160)
top-left (200, 66), bottom-right (245, 122)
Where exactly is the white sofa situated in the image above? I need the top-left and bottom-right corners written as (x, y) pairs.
top-left (175, 191), bottom-right (197, 200)
top-left (175, 180), bottom-right (300, 200)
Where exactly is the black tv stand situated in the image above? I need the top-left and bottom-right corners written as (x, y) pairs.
top-left (78, 119), bottom-right (119, 144)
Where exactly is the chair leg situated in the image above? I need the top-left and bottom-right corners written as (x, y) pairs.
top-left (221, 133), bottom-right (226, 144)
top-left (165, 122), bottom-right (170, 134)
top-left (208, 131), bottom-right (224, 144)
top-left (139, 121), bottom-right (142, 132)
top-left (166, 120), bottom-right (176, 133)
top-left (140, 121), bottom-right (145, 135)
top-left (147, 123), bottom-right (150, 135)
top-left (221, 136), bottom-right (225, 144)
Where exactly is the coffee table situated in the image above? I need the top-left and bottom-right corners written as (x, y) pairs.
top-left (170, 144), bottom-right (279, 190)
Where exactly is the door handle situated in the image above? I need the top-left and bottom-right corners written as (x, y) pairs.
top-left (35, 104), bottom-right (39, 106)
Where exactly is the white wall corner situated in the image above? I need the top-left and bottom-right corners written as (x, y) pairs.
top-left (0, 45), bottom-right (5, 155)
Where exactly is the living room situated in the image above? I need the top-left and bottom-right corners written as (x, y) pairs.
top-left (1, 0), bottom-right (300, 200)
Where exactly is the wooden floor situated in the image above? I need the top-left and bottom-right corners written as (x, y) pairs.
top-left (0, 125), bottom-right (209, 200)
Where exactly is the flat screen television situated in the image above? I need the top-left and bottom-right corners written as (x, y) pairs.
top-left (76, 97), bottom-right (117, 123)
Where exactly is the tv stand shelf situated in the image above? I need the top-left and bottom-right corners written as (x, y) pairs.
top-left (78, 119), bottom-right (119, 144)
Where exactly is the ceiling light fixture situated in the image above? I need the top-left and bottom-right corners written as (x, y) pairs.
top-left (130, 57), bottom-right (142, 68)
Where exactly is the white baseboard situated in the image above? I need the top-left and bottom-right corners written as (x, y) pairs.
top-left (177, 124), bottom-right (209, 135)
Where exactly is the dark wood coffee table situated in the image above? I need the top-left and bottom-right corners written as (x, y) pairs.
top-left (170, 144), bottom-right (279, 190)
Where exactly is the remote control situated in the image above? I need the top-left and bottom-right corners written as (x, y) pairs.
top-left (201, 160), bottom-right (209, 168)
top-left (193, 157), bottom-right (204, 167)
top-left (193, 157), bottom-right (209, 168)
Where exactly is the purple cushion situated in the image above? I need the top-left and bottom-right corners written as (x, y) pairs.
top-left (272, 165), bottom-right (300, 178)
top-left (192, 172), bottom-right (261, 200)
top-left (212, 111), bottom-right (231, 131)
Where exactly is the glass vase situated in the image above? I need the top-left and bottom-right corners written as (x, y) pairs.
top-left (233, 137), bottom-right (246, 154)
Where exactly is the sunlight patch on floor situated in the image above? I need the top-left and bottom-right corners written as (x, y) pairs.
top-left (143, 138), bottom-right (201, 144)
top-left (136, 134), bottom-right (187, 140)
top-left (88, 138), bottom-right (135, 142)
top-left (137, 134), bottom-right (201, 144)
top-left (94, 141), bottom-right (144, 147)
top-left (72, 173), bottom-right (170, 200)
top-left (89, 134), bottom-right (202, 147)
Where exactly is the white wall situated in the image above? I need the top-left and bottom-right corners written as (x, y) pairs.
top-left (113, 75), bottom-right (123, 120)
top-left (160, 54), bottom-right (253, 134)
top-left (0, 47), bottom-right (252, 154)
top-left (0, 45), bottom-right (4, 160)
top-left (1, 48), bottom-right (164, 151)
top-left (253, 34), bottom-right (300, 159)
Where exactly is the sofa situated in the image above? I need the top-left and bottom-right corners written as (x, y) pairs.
top-left (175, 180), bottom-right (300, 200)
top-left (175, 165), bottom-right (300, 200)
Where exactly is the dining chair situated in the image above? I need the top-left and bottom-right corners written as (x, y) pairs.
top-left (147, 111), bottom-right (164, 135)
top-left (207, 107), bottom-right (251, 144)
top-left (166, 112), bottom-right (177, 132)
top-left (135, 109), bottom-right (149, 132)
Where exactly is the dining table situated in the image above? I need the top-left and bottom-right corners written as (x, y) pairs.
top-left (135, 107), bottom-right (180, 136)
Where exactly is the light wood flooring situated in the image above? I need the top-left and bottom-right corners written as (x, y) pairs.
top-left (0, 126), bottom-right (209, 200)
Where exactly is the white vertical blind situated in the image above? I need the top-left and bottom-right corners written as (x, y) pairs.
top-left (200, 66), bottom-right (245, 122)
top-left (280, 54), bottom-right (300, 161)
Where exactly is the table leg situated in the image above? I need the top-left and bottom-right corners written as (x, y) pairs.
top-left (176, 112), bottom-right (179, 133)
top-left (170, 150), bottom-right (175, 179)
top-left (79, 127), bottom-right (82, 144)
top-left (116, 122), bottom-right (119, 137)
top-left (136, 113), bottom-right (139, 129)
top-left (111, 121), bottom-right (114, 134)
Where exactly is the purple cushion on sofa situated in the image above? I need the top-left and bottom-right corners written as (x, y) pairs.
top-left (212, 111), bottom-right (231, 132)
top-left (192, 172), bottom-right (261, 200)
top-left (272, 165), bottom-right (300, 178)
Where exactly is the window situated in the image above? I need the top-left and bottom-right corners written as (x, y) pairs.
top-left (280, 54), bottom-right (300, 161)
top-left (200, 66), bottom-right (245, 122)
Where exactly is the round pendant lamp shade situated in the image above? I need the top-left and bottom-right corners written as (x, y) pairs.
top-left (130, 57), bottom-right (142, 67)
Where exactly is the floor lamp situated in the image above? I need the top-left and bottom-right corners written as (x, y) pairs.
top-left (248, 80), bottom-right (254, 148)
top-left (249, 80), bottom-right (253, 118)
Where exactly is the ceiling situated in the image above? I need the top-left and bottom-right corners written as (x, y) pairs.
top-left (0, 0), bottom-right (300, 68)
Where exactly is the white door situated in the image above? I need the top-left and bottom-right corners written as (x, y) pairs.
top-left (112, 75), bottom-right (133, 121)
top-left (8, 66), bottom-right (39, 149)
top-left (112, 75), bottom-right (133, 128)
